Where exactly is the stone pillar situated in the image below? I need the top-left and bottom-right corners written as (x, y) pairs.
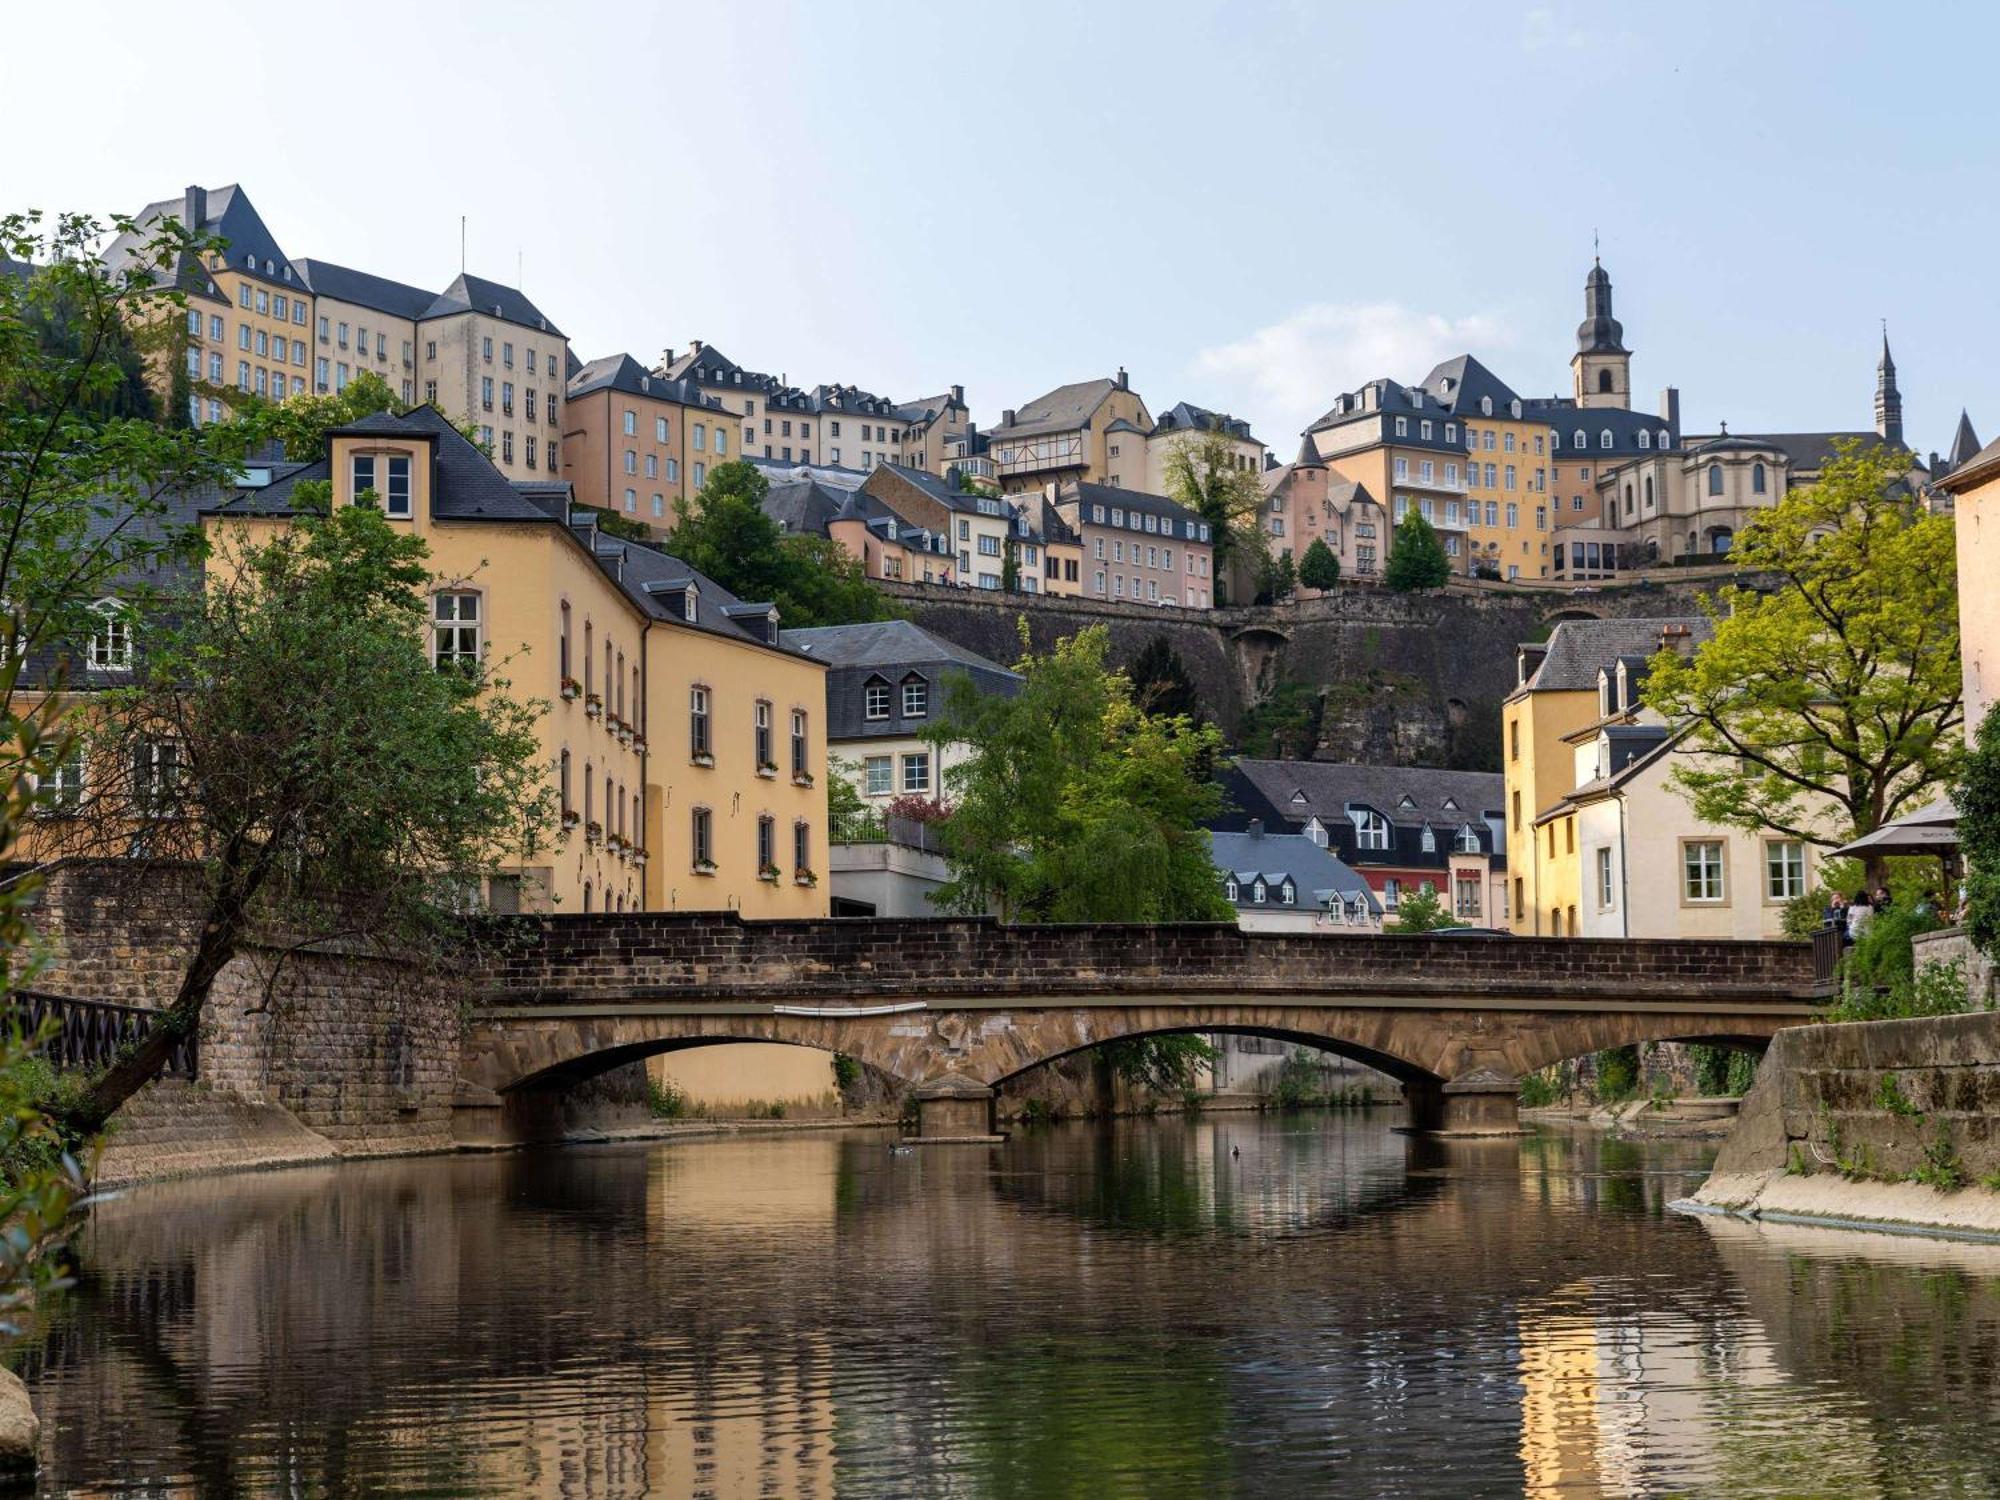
top-left (912, 1072), bottom-right (1005, 1144)
top-left (1402, 1069), bottom-right (1522, 1136)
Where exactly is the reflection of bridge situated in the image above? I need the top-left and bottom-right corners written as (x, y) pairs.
top-left (457, 915), bottom-right (1818, 1140)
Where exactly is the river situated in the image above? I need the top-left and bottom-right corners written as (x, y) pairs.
top-left (20, 1112), bottom-right (2000, 1497)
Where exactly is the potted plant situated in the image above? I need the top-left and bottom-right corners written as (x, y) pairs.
top-left (632, 735), bottom-right (648, 753)
top-left (757, 760), bottom-right (779, 778)
top-left (693, 858), bottom-right (718, 876)
top-left (692, 751), bottom-right (714, 769)
top-left (561, 809), bottom-right (580, 832)
top-left (794, 868), bottom-right (818, 887)
top-left (758, 862), bottom-right (781, 883)
top-left (792, 769), bottom-right (815, 789)
top-left (585, 692), bottom-right (603, 719)
top-left (560, 676), bottom-right (581, 702)
top-left (585, 820), bottom-right (604, 845)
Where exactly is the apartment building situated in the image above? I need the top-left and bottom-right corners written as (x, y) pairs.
top-left (1050, 480), bottom-right (1214, 608)
top-left (104, 184), bottom-right (313, 427)
top-left (763, 475), bottom-right (957, 586)
top-left (1944, 429), bottom-right (2000, 736)
top-left (862, 464), bottom-right (1021, 590)
top-left (1304, 379), bottom-right (1474, 573)
top-left (1144, 402), bottom-right (1266, 494)
top-left (204, 406), bottom-right (829, 916)
top-left (417, 273), bottom-right (567, 483)
top-left (987, 369), bottom-right (1153, 494)
top-left (1262, 436), bottom-right (1390, 584)
top-left (562, 353), bottom-right (735, 527)
top-left (293, 259), bottom-right (429, 407)
top-left (1216, 761), bottom-right (1508, 926)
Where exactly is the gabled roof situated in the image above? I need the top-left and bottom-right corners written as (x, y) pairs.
top-left (784, 619), bottom-right (1015, 675)
top-left (762, 477), bottom-right (850, 537)
top-left (1416, 354), bottom-right (1520, 417)
top-left (1516, 617), bottom-right (1712, 695)
top-left (1942, 434), bottom-right (2000, 493)
top-left (1206, 829), bottom-right (1383, 913)
top-left (893, 392), bottom-right (960, 423)
top-left (1230, 760), bottom-right (1504, 830)
top-left (295, 259), bottom-right (434, 320)
top-left (105, 183), bottom-right (297, 298)
top-left (1063, 479), bottom-right (1203, 528)
top-left (1152, 401), bottom-right (1256, 444)
top-left (1307, 377), bottom-right (1453, 433)
top-left (422, 272), bottom-right (563, 338)
top-left (993, 377), bottom-right (1120, 439)
top-left (785, 620), bottom-right (1020, 740)
top-left (1945, 410), bottom-right (1983, 472)
top-left (566, 352), bottom-right (725, 409)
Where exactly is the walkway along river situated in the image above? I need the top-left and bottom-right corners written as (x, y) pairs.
top-left (25, 1113), bottom-right (2000, 1497)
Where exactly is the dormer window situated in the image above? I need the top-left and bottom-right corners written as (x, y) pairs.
top-left (1441, 797), bottom-right (1459, 812)
top-left (89, 599), bottom-right (132, 672)
top-left (1251, 879), bottom-right (1267, 904)
top-left (901, 675), bottom-right (929, 718)
top-left (1304, 817), bottom-right (1327, 847)
top-left (1510, 400), bottom-right (1522, 418)
top-left (863, 676), bottom-right (891, 720)
top-left (1638, 430), bottom-right (1651, 449)
top-left (683, 585), bottom-right (698, 623)
top-left (1397, 795), bottom-right (1417, 810)
top-left (1480, 396), bottom-right (1493, 416)
top-left (1290, 790), bottom-right (1307, 805)
top-left (1456, 825), bottom-right (1482, 853)
top-left (1225, 878), bottom-right (1239, 902)
top-left (1421, 826), bottom-right (1436, 853)
top-left (1279, 882), bottom-right (1295, 906)
top-left (1351, 808), bottom-right (1390, 851)
top-left (1600, 430), bottom-right (1613, 449)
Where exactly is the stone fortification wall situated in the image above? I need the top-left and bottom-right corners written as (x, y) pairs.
top-left (30, 862), bottom-right (462, 1158)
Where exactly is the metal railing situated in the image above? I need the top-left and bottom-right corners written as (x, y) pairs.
top-left (5, 990), bottom-right (198, 1079)
top-left (1810, 926), bottom-right (1844, 995)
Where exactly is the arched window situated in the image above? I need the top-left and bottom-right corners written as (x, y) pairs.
top-left (1597, 369), bottom-right (1614, 394)
top-left (1658, 430), bottom-right (1671, 450)
top-left (1573, 428), bottom-right (1586, 449)
top-left (1456, 825), bottom-right (1482, 853)
top-left (1752, 462), bottom-right (1766, 494)
top-left (1480, 396), bottom-right (1492, 415)
top-left (1710, 526), bottom-right (1734, 555)
top-left (1623, 483), bottom-right (1634, 517)
top-left (581, 881), bottom-right (592, 913)
top-left (88, 598), bottom-right (132, 672)
top-left (1643, 475), bottom-right (1654, 506)
top-left (1352, 808), bottom-right (1390, 851)
top-left (1598, 429), bottom-right (1612, 449)
top-left (1708, 464), bottom-right (1723, 496)
top-left (1637, 430), bottom-right (1650, 449)
top-left (1420, 825), bottom-right (1436, 853)
top-left (1251, 879), bottom-right (1267, 904)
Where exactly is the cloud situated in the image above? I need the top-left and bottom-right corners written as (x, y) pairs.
top-left (1191, 302), bottom-right (1518, 442)
top-left (1521, 7), bottom-right (1587, 52)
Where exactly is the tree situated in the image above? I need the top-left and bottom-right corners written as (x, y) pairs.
top-left (1390, 887), bottom-right (1454, 932)
top-left (229, 370), bottom-right (482, 460)
top-left (1256, 547), bottom-right (1297, 604)
top-left (1001, 535), bottom-right (1021, 593)
top-left (1126, 637), bottom-right (1201, 722)
top-left (1641, 441), bottom-right (1961, 880)
top-left (47, 500), bottom-right (552, 1136)
top-left (827, 757), bottom-right (884, 845)
top-left (1160, 428), bottom-right (1267, 602)
top-left (1384, 511), bottom-right (1451, 591)
top-left (670, 461), bottom-right (900, 627)
top-left (1958, 708), bottom-right (2000, 958)
top-left (927, 622), bottom-right (1230, 923)
top-left (1298, 537), bottom-right (1340, 592)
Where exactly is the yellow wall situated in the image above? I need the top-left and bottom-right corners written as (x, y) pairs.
top-left (650, 1044), bottom-right (838, 1115)
top-left (1954, 464), bottom-right (2000, 737)
top-left (1503, 685), bottom-right (1599, 934)
top-left (311, 296), bottom-right (416, 406)
top-left (419, 314), bottom-right (567, 482)
top-left (1460, 415), bottom-right (1556, 580)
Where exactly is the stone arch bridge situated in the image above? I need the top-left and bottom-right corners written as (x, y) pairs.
top-left (458, 915), bottom-right (1819, 1141)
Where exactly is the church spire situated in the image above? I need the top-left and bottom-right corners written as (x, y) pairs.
top-left (1571, 252), bottom-right (1631, 409)
top-left (1876, 321), bottom-right (1904, 449)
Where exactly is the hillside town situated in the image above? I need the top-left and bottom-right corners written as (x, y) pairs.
top-left (3, 97), bottom-right (1999, 1496)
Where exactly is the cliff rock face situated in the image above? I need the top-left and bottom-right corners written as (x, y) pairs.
top-left (891, 580), bottom-right (1727, 769)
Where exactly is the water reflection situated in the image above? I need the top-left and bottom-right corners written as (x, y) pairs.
top-left (21, 1116), bottom-right (2000, 1496)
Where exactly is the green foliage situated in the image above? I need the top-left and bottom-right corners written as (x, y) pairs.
top-left (1640, 440), bottom-right (1962, 868)
top-left (1263, 1049), bottom-right (1377, 1111)
top-left (1018, 1096), bottom-right (1059, 1127)
top-left (1782, 886), bottom-right (1837, 940)
top-left (1384, 510), bottom-right (1452, 591)
top-left (1595, 1045), bottom-right (1642, 1103)
top-left (1298, 536), bottom-right (1341, 591)
top-left (1786, 1142), bottom-right (1810, 1176)
top-left (1001, 535), bottom-right (1021, 593)
top-left (1960, 706), bottom-right (2000, 959)
top-left (1825, 957), bottom-right (1973, 1022)
top-left (51, 503), bottom-right (554, 1135)
top-left (645, 1077), bottom-right (688, 1119)
top-left (1875, 1072), bottom-right (1924, 1119)
top-left (1258, 548), bottom-right (1297, 603)
top-left (1101, 1034), bottom-right (1216, 1095)
top-left (827, 757), bottom-right (885, 844)
top-left (1517, 1069), bottom-right (1562, 1109)
top-left (1126, 637), bottom-right (1201, 723)
top-left (1912, 1122), bottom-right (1967, 1192)
top-left (579, 505), bottom-right (653, 543)
top-left (1159, 428), bottom-right (1267, 590)
top-left (669, 461), bottom-right (901, 626)
top-left (1390, 887), bottom-right (1453, 932)
top-left (1233, 680), bottom-right (1323, 759)
top-left (928, 623), bottom-right (1231, 923)
top-left (1843, 903), bottom-right (1947, 994)
top-left (831, 1053), bottom-right (861, 1095)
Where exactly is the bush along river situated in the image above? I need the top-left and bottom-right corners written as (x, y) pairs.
top-left (23, 1112), bottom-right (2000, 1497)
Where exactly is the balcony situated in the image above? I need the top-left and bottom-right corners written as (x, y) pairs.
top-left (1393, 469), bottom-right (1468, 494)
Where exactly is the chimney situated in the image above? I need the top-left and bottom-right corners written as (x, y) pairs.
top-left (689, 339), bottom-right (704, 355)
top-left (1659, 622), bottom-right (1695, 657)
top-left (1115, 366), bottom-right (1129, 390)
top-left (950, 383), bottom-right (965, 406)
top-left (660, 346), bottom-right (675, 367)
top-left (1248, 818), bottom-right (1264, 840)
top-left (1660, 386), bottom-right (1681, 445)
top-left (1002, 408), bottom-right (1016, 427)
top-left (184, 184), bottom-right (207, 229)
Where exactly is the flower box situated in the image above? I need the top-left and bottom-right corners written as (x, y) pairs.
top-left (561, 810), bottom-right (580, 831)
top-left (794, 870), bottom-right (818, 887)
top-left (584, 821), bottom-right (604, 845)
top-left (691, 752), bottom-right (715, 769)
top-left (792, 771), bottom-right (815, 789)
top-left (758, 863), bottom-right (781, 883)
top-left (632, 736), bottom-right (648, 753)
top-left (585, 694), bottom-right (604, 719)
top-left (560, 678), bottom-right (581, 702)
top-left (757, 761), bottom-right (779, 778)
top-left (692, 860), bottom-right (718, 876)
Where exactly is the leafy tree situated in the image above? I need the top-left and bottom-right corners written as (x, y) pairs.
top-left (46, 501), bottom-right (552, 1136)
top-left (827, 757), bottom-right (885, 844)
top-left (1001, 535), bottom-right (1021, 593)
top-left (1298, 537), bottom-right (1340, 591)
top-left (1102, 1034), bottom-right (1216, 1094)
top-left (927, 622), bottom-right (1230, 923)
top-left (1233, 681), bottom-right (1323, 759)
top-left (1641, 441), bottom-right (1961, 881)
top-left (1259, 548), bottom-right (1297, 603)
top-left (1961, 707), bottom-right (2000, 958)
top-left (577, 504), bottom-right (653, 543)
top-left (1390, 887), bottom-right (1454, 932)
top-left (670, 460), bottom-right (899, 627)
top-left (1384, 510), bottom-right (1451, 591)
top-left (1126, 636), bottom-right (1202, 722)
top-left (1160, 428), bottom-right (1267, 602)
top-left (229, 369), bottom-right (482, 460)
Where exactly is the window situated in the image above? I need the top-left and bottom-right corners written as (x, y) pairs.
top-left (689, 686), bottom-right (711, 758)
top-left (793, 819), bottom-right (811, 875)
top-left (1352, 808), bottom-right (1389, 850)
top-left (1766, 840), bottom-right (1805, 901)
top-left (432, 592), bottom-right (480, 669)
top-left (37, 746), bottom-right (85, 813)
top-left (622, 411), bottom-right (636, 437)
top-left (902, 678), bottom-right (928, 718)
top-left (351, 453), bottom-right (377, 499)
top-left (1382, 878), bottom-right (1401, 910)
top-left (1597, 846), bottom-right (1615, 908)
top-left (133, 738), bottom-right (182, 817)
top-left (1683, 840), bottom-right (1726, 902)
top-left (1752, 462), bottom-right (1767, 494)
top-left (88, 599), bottom-right (132, 672)
top-left (863, 679), bottom-right (890, 720)
top-left (864, 755), bottom-right (893, 796)
top-left (692, 806), bottom-right (713, 868)
top-left (901, 752), bottom-right (931, 794)
top-left (754, 700), bottom-right (774, 768)
top-left (1420, 825), bottom-right (1437, 853)
top-left (384, 455), bottom-right (411, 517)
top-left (1224, 878), bottom-right (1239, 902)
top-left (791, 709), bottom-right (808, 777)
top-left (1708, 464), bottom-right (1724, 496)
top-left (1456, 825), bottom-right (1482, 853)
top-left (1454, 873), bottom-right (1482, 919)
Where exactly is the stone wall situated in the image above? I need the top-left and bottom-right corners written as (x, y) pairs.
top-left (885, 576), bottom-right (1732, 763)
top-left (1694, 1007), bottom-right (2000, 1235)
top-left (30, 862), bottom-right (462, 1157)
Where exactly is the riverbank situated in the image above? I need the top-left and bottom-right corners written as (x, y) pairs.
top-left (1523, 1096), bottom-right (1742, 1140)
top-left (1686, 1011), bottom-right (2000, 1239)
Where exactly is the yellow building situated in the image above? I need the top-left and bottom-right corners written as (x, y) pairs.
top-left (105, 183), bottom-right (314, 427)
top-left (561, 353), bottom-right (737, 530)
top-left (987, 369), bottom-right (1154, 495)
top-left (206, 406), bottom-right (829, 916)
top-left (1306, 380), bottom-right (1473, 573)
top-left (1944, 427), bottom-right (2000, 737)
top-left (1502, 618), bottom-right (1706, 934)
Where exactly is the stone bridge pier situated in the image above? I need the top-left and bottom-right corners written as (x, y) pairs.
top-left (458, 913), bottom-right (1820, 1146)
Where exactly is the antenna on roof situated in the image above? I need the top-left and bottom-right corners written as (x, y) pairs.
top-left (517, 247), bottom-right (522, 287)
top-left (460, 216), bottom-right (466, 275)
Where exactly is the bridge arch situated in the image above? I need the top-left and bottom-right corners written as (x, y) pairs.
top-left (987, 1018), bottom-right (1435, 1095)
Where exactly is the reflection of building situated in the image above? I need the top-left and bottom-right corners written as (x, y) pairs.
top-left (1217, 761), bottom-right (1507, 924)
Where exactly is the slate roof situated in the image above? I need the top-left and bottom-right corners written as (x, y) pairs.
top-left (992, 377), bottom-right (1120, 440)
top-left (893, 392), bottom-right (959, 423)
top-left (1719, 430), bottom-right (1890, 474)
top-left (762, 477), bottom-right (849, 537)
top-left (566, 353), bottom-right (726, 409)
top-left (1944, 411), bottom-right (1983, 472)
top-left (107, 184), bottom-right (302, 292)
top-left (1515, 617), bottom-right (1712, 695)
top-left (1417, 354), bottom-right (1520, 417)
top-left (1533, 400), bottom-right (1675, 457)
top-left (1230, 760), bottom-right (1504, 828)
top-left (1208, 828), bottom-right (1383, 914)
top-left (783, 620), bottom-right (1020, 741)
top-left (295, 259), bottom-right (434, 320)
top-left (1307, 377), bottom-right (1455, 434)
top-left (1064, 480), bottom-right (1204, 530)
top-left (1152, 401), bottom-right (1256, 444)
top-left (422, 272), bottom-right (562, 337)
top-left (1942, 434), bottom-right (2000, 492)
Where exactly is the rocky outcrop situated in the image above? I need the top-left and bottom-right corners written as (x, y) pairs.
top-left (0, 1367), bottom-right (37, 1487)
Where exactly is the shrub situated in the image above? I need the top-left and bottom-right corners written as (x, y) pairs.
top-left (1518, 1070), bottom-right (1562, 1109)
top-left (645, 1077), bottom-right (688, 1120)
top-left (1594, 1045), bottom-right (1641, 1103)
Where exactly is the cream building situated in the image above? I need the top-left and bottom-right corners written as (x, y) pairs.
top-left (1052, 480), bottom-right (1214, 607)
top-left (862, 463), bottom-right (1019, 590)
top-left (1943, 430), bottom-right (2000, 737)
top-left (293, 258), bottom-right (428, 407)
top-left (987, 369), bottom-right (1154, 495)
top-left (1143, 402), bottom-right (1266, 496)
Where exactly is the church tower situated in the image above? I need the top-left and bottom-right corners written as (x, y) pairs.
top-left (1571, 258), bottom-right (1631, 410)
top-left (1876, 330), bottom-right (1904, 449)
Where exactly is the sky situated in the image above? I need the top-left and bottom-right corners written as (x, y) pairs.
top-left (8, 1), bottom-right (1997, 460)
